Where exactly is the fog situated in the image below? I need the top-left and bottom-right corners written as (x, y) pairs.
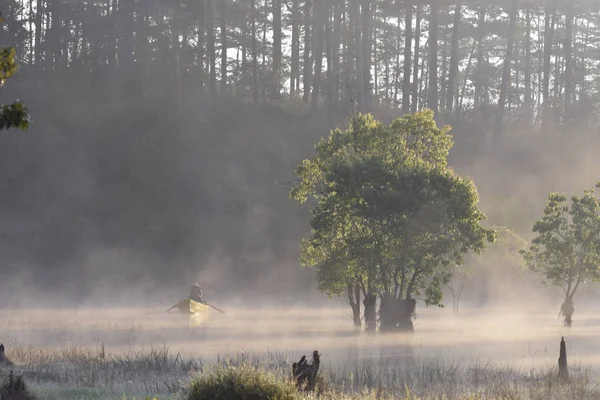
top-left (5, 305), bottom-right (600, 375)
top-left (0, 0), bottom-right (599, 358)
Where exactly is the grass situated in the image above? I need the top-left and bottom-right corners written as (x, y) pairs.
top-left (186, 364), bottom-right (297, 400)
top-left (3, 308), bottom-right (600, 399)
top-left (1, 345), bottom-right (600, 400)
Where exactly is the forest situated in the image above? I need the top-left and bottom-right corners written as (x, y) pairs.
top-left (0, 0), bottom-right (599, 307)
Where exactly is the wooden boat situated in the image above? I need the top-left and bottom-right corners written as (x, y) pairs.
top-left (175, 298), bottom-right (210, 315)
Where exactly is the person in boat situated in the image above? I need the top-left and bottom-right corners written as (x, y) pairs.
top-left (189, 283), bottom-right (204, 303)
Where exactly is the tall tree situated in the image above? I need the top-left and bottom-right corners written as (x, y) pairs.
top-left (361, 0), bottom-right (372, 112)
top-left (473, 5), bottom-right (486, 110)
top-left (220, 0), bottom-right (228, 95)
top-left (303, 0), bottom-right (312, 102)
top-left (541, 0), bottom-right (557, 129)
top-left (445, 3), bottom-right (460, 115)
top-left (411, 3), bottom-right (421, 113)
top-left (402, 0), bottom-right (412, 115)
top-left (564, 2), bottom-right (574, 127)
top-left (207, 0), bottom-right (216, 97)
top-left (493, 0), bottom-right (518, 139)
top-left (427, 0), bottom-right (439, 113)
top-left (290, 0), bottom-right (300, 96)
top-left (272, 0), bottom-right (282, 99)
top-left (310, 0), bottom-right (326, 113)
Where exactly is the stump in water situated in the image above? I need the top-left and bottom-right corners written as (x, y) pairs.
top-left (0, 343), bottom-right (13, 367)
top-left (292, 350), bottom-right (321, 392)
top-left (558, 337), bottom-right (569, 381)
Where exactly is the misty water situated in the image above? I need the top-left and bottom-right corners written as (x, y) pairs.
top-left (2, 305), bottom-right (597, 373)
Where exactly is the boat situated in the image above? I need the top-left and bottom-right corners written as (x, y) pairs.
top-left (175, 298), bottom-right (210, 315)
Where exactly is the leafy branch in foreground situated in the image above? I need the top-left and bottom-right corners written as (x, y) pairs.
top-left (0, 14), bottom-right (29, 131)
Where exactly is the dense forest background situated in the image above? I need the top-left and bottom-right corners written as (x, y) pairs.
top-left (0, 0), bottom-right (599, 307)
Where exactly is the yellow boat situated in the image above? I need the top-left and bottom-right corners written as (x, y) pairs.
top-left (175, 298), bottom-right (210, 315)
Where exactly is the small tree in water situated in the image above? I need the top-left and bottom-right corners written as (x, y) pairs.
top-left (521, 183), bottom-right (600, 327)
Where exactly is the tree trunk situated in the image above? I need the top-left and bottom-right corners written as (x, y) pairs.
top-left (352, 0), bottom-right (363, 111)
top-left (331, 0), bottom-right (341, 113)
top-left (560, 296), bottom-right (574, 327)
top-left (310, 0), bottom-right (325, 113)
top-left (446, 3), bottom-right (460, 115)
top-left (207, 0), bottom-right (217, 98)
top-left (303, 0), bottom-right (312, 102)
top-left (524, 7), bottom-right (532, 125)
top-left (402, 1), bottom-right (412, 115)
top-left (427, 0), bottom-right (439, 113)
top-left (325, 6), bottom-right (334, 123)
top-left (361, 0), bottom-right (372, 112)
top-left (220, 0), bottom-right (227, 95)
top-left (411, 4), bottom-right (421, 113)
top-left (493, 0), bottom-right (518, 139)
top-left (272, 0), bottom-right (282, 99)
top-left (473, 6), bottom-right (485, 110)
top-left (290, 0), bottom-right (300, 96)
top-left (347, 282), bottom-right (361, 328)
top-left (564, 3), bottom-right (574, 128)
top-left (542, 0), bottom-right (556, 131)
top-left (251, 0), bottom-right (259, 102)
top-left (343, 0), bottom-right (354, 107)
top-left (363, 293), bottom-right (376, 333)
top-left (440, 20), bottom-right (448, 113)
top-left (198, 1), bottom-right (206, 92)
top-left (35, 0), bottom-right (43, 65)
top-left (379, 294), bottom-right (396, 332)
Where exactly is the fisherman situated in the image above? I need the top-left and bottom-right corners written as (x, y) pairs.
top-left (189, 283), bottom-right (204, 303)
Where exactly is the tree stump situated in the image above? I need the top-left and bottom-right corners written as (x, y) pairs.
top-left (292, 350), bottom-right (321, 392)
top-left (558, 337), bottom-right (569, 382)
top-left (0, 343), bottom-right (13, 366)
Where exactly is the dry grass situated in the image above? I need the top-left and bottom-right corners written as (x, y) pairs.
top-left (0, 345), bottom-right (599, 399)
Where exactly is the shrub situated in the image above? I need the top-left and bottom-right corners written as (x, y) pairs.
top-left (186, 364), bottom-right (298, 400)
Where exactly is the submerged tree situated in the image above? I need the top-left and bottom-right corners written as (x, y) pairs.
top-left (291, 110), bottom-right (495, 333)
top-left (521, 184), bottom-right (600, 327)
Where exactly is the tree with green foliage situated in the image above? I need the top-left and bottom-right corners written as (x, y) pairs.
top-left (291, 110), bottom-right (495, 332)
top-left (0, 13), bottom-right (28, 131)
top-left (521, 183), bottom-right (600, 327)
